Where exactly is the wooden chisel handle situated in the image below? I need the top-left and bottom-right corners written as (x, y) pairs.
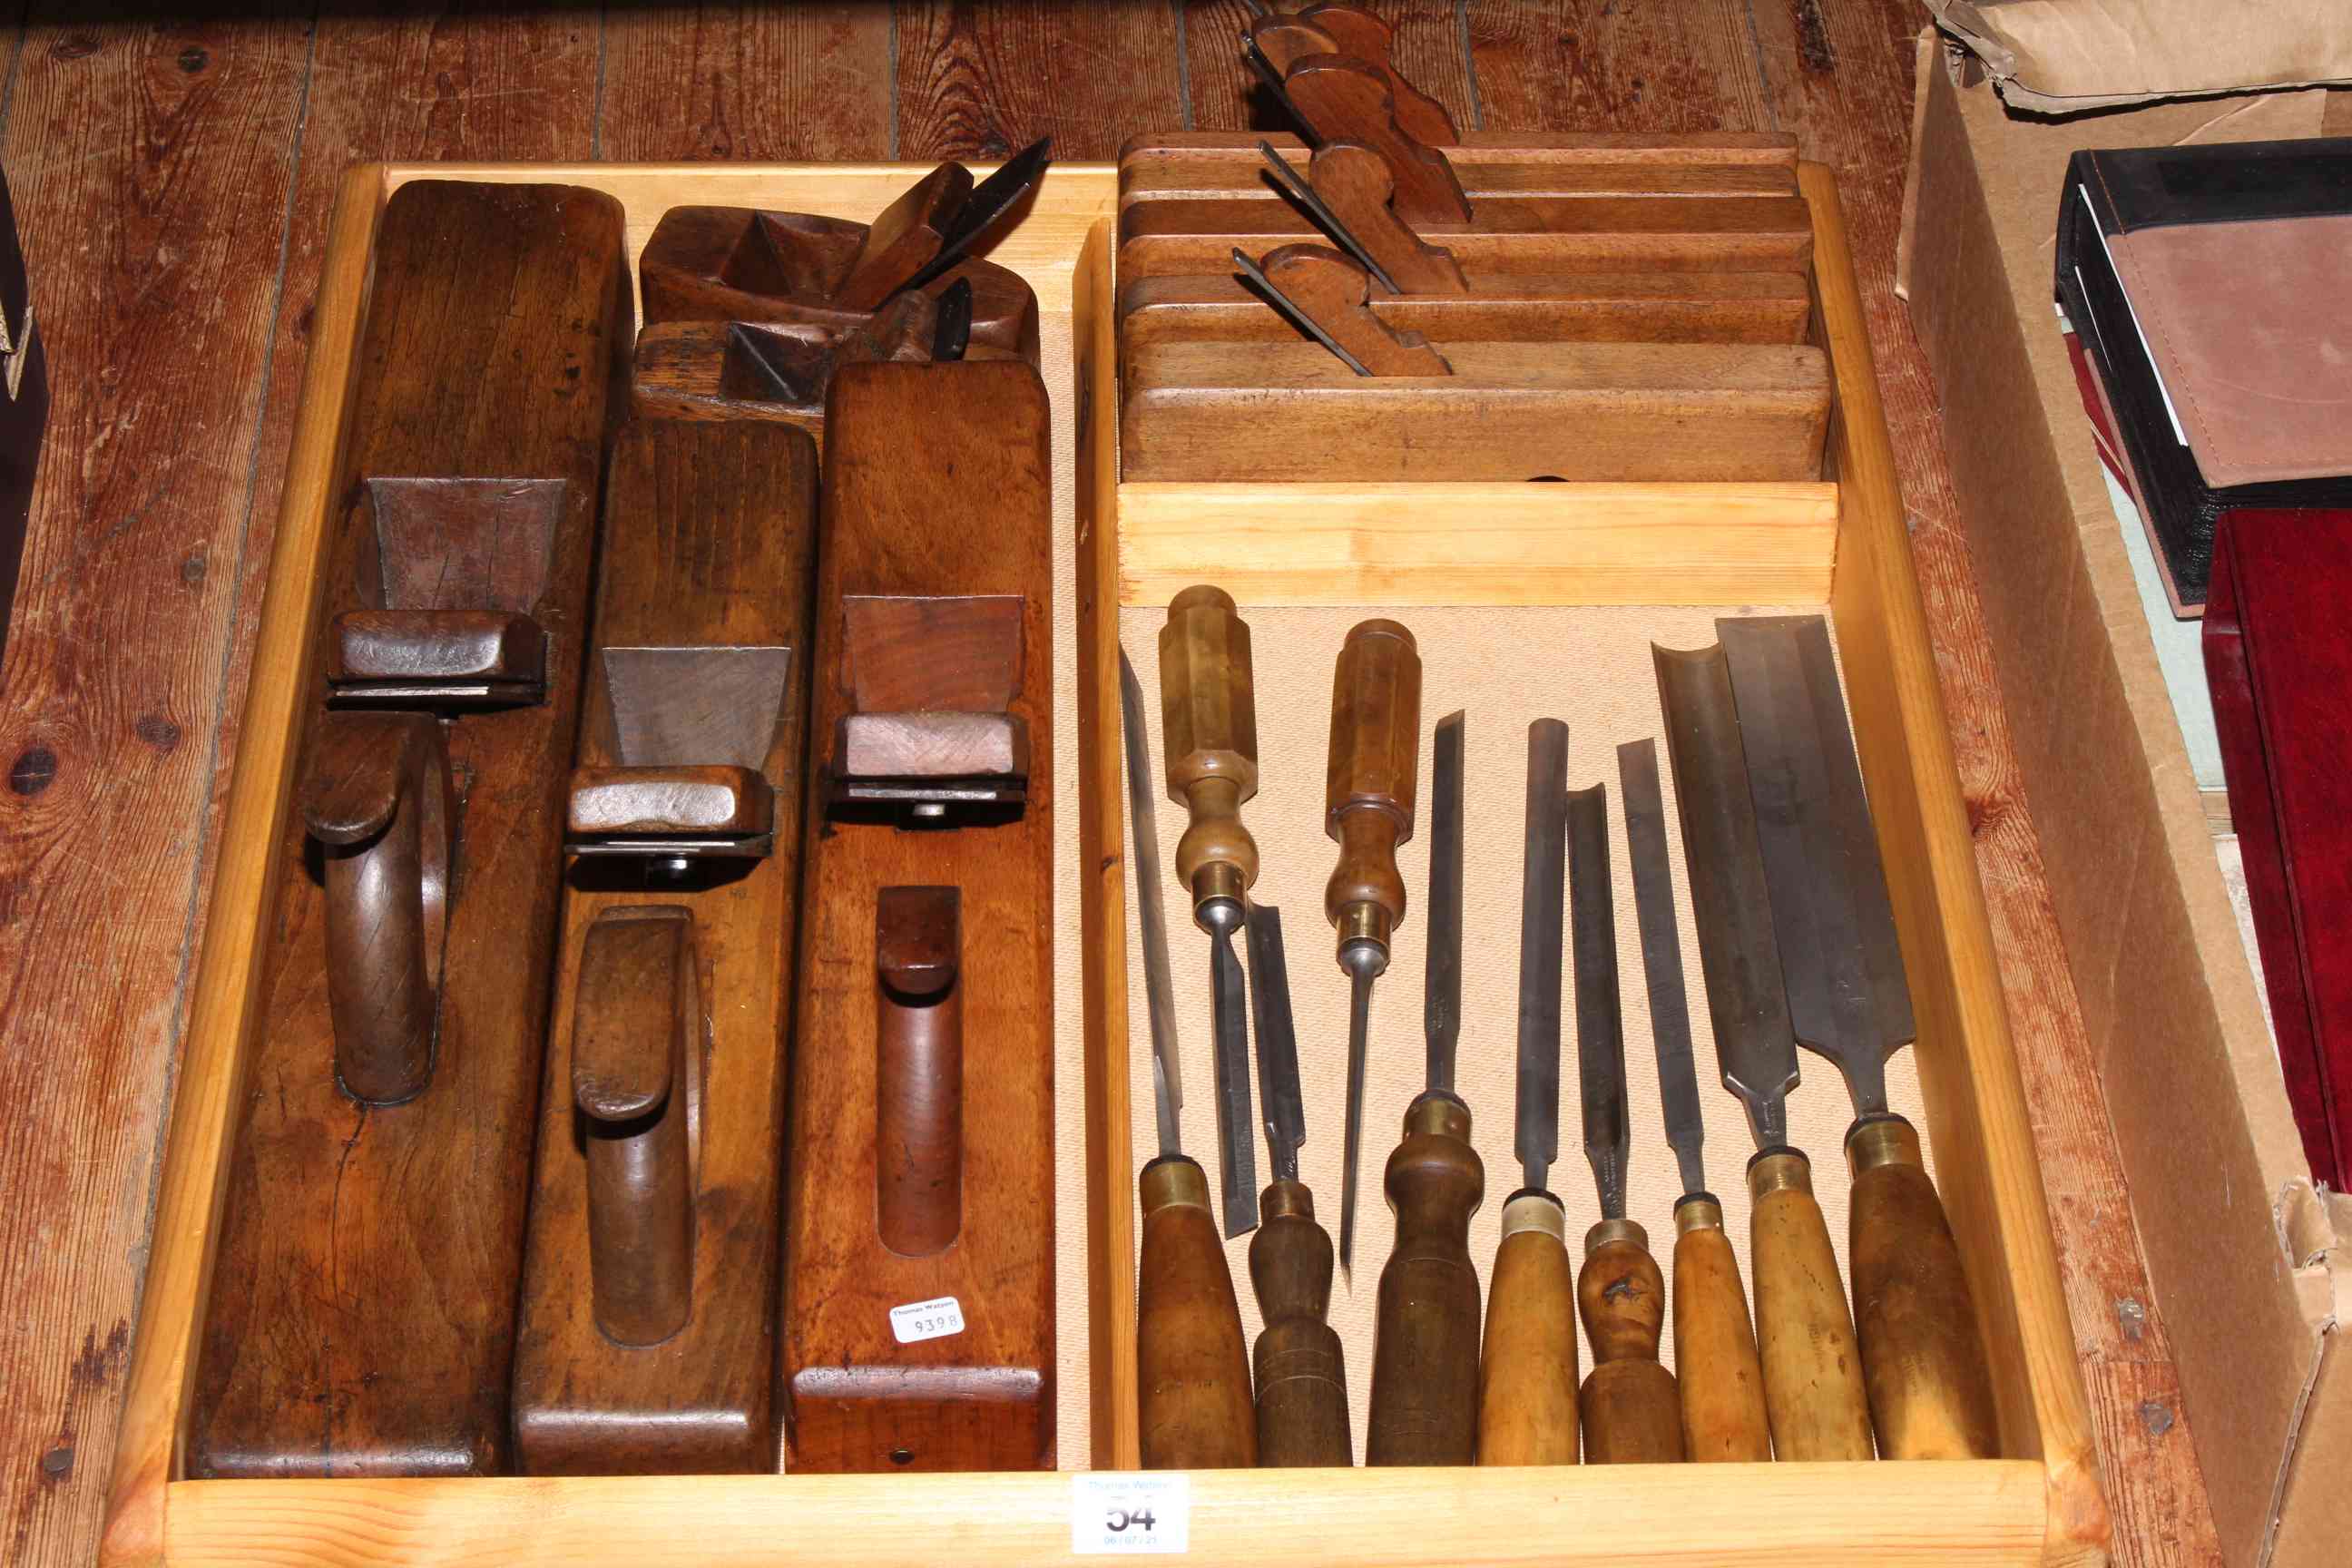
top-left (1847, 1116), bottom-right (1999, 1459)
top-left (1577, 1220), bottom-right (1685, 1464)
top-left (1748, 1150), bottom-right (1876, 1461)
top-left (1367, 1092), bottom-right (1484, 1465)
top-left (1160, 586), bottom-right (1259, 915)
top-left (1476, 1191), bottom-right (1579, 1465)
top-left (1671, 1195), bottom-right (1772, 1461)
top-left (1324, 618), bottom-right (1421, 961)
top-left (1249, 1180), bottom-right (1352, 1466)
top-left (1137, 1155), bottom-right (1258, 1469)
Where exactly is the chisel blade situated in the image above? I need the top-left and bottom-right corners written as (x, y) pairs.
top-left (1653, 642), bottom-right (1798, 1152)
top-left (1514, 720), bottom-right (1568, 1197)
top-left (1247, 905), bottom-right (1307, 1183)
top-left (1719, 615), bottom-right (1914, 1121)
top-left (1569, 783), bottom-right (1628, 1221)
top-left (1619, 739), bottom-right (1709, 1200)
top-left (1426, 711), bottom-right (1465, 1094)
top-left (1230, 247), bottom-right (1375, 377)
top-left (1211, 926), bottom-right (1259, 1237)
top-left (898, 136), bottom-right (1054, 296)
top-left (1119, 650), bottom-right (1184, 1159)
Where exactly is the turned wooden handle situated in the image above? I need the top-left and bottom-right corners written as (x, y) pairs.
top-left (1477, 1191), bottom-right (1579, 1465)
top-left (1672, 1195), bottom-right (1772, 1462)
top-left (1138, 1155), bottom-right (1258, 1469)
top-left (1847, 1116), bottom-right (1999, 1460)
top-left (1281, 55), bottom-right (1471, 229)
top-left (1749, 1150), bottom-right (1876, 1461)
top-left (1324, 618), bottom-right (1421, 956)
top-left (1159, 585), bottom-right (1259, 911)
top-left (1249, 1180), bottom-right (1352, 1466)
top-left (876, 887), bottom-right (962, 1257)
top-left (1577, 1220), bottom-right (1685, 1464)
top-left (573, 905), bottom-right (699, 1348)
top-left (304, 710), bottom-right (456, 1106)
top-left (1367, 1093), bottom-right (1484, 1465)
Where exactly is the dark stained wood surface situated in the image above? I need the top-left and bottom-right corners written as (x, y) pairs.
top-left (0, 4), bottom-right (2219, 1563)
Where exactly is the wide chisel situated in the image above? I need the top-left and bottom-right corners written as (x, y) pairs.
top-left (1245, 906), bottom-right (1352, 1466)
top-left (1125, 650), bottom-right (1256, 1471)
top-left (1367, 710), bottom-right (1482, 1465)
top-left (1569, 782), bottom-right (1685, 1465)
top-left (1477, 719), bottom-right (1580, 1466)
top-left (1159, 586), bottom-right (1260, 1237)
top-left (1654, 642), bottom-right (1874, 1463)
top-left (1719, 615), bottom-right (1999, 1461)
top-left (1619, 738), bottom-right (1771, 1462)
top-left (1325, 619), bottom-right (1424, 1276)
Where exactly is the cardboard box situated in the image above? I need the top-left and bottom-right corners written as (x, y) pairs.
top-left (1900, 37), bottom-right (2352, 1568)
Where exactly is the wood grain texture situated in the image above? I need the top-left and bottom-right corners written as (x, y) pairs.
top-left (1118, 131), bottom-right (1800, 202)
top-left (600, 4), bottom-right (893, 161)
top-left (511, 419), bottom-right (816, 1476)
top-left (895, 1), bottom-right (1185, 161)
top-left (1464, 0), bottom-right (1770, 135)
top-left (1181, 1), bottom-right (1475, 140)
top-left (784, 361), bottom-right (1055, 1475)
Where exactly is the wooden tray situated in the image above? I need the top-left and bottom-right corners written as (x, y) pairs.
top-left (102, 155), bottom-right (2105, 1567)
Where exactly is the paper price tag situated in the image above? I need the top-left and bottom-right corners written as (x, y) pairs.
top-left (887, 1296), bottom-right (965, 1345)
top-left (1071, 1472), bottom-right (1190, 1554)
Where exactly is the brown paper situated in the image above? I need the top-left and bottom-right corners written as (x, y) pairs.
top-left (1926, 0), bottom-right (2352, 114)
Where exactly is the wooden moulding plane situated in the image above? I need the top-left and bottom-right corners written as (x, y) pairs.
top-left (508, 419), bottom-right (818, 1474)
top-left (103, 154), bottom-right (2103, 1568)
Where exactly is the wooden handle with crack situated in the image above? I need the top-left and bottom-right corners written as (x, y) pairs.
top-left (1577, 1220), bottom-right (1684, 1464)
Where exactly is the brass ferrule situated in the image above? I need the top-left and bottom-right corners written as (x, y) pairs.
top-left (1673, 1194), bottom-right (1727, 1237)
top-left (1846, 1113), bottom-right (1922, 1177)
top-left (1191, 859), bottom-right (1245, 914)
top-left (1747, 1148), bottom-right (1815, 1200)
top-left (1139, 1154), bottom-right (1211, 1214)
top-left (1259, 1177), bottom-right (1315, 1223)
top-left (1403, 1089), bottom-right (1471, 1142)
top-left (1583, 1216), bottom-right (1649, 1257)
top-left (1336, 900), bottom-right (1392, 958)
top-left (1499, 1191), bottom-right (1566, 1243)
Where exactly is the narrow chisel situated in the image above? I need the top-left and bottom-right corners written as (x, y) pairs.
top-left (1125, 649), bottom-right (1257, 1470)
top-left (1569, 782), bottom-right (1685, 1465)
top-left (1654, 641), bottom-right (1875, 1462)
top-left (1367, 710), bottom-right (1482, 1465)
top-left (1719, 614), bottom-right (1999, 1461)
top-left (1245, 906), bottom-right (1352, 1465)
top-left (1619, 738), bottom-right (1771, 1462)
top-left (1477, 719), bottom-right (1580, 1465)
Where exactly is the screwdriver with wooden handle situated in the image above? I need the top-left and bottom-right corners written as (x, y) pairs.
top-left (1620, 738), bottom-right (1771, 1462)
top-left (1720, 615), bottom-right (1998, 1460)
top-left (1159, 585), bottom-right (1261, 1238)
top-left (1655, 642), bottom-right (1874, 1463)
top-left (1569, 781), bottom-right (1686, 1465)
top-left (1124, 649), bottom-right (1257, 1471)
top-left (1326, 618), bottom-right (1423, 1278)
top-left (1366, 709), bottom-right (1483, 1466)
top-left (1244, 905), bottom-right (1352, 1466)
top-left (1478, 718), bottom-right (1580, 1465)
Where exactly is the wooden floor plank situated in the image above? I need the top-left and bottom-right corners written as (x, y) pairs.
top-left (1178, 0), bottom-right (1475, 136)
top-left (600, 2), bottom-right (892, 161)
top-left (1739, 4), bottom-right (2223, 1562)
top-left (1463, 0), bottom-right (1771, 134)
top-left (0, 12), bottom-right (312, 1565)
top-left (895, 0), bottom-right (1187, 160)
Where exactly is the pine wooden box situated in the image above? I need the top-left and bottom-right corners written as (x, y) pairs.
top-left (103, 156), bottom-right (2105, 1567)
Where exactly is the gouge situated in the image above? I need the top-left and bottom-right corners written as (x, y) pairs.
top-left (1620, 738), bottom-right (1770, 1462)
top-left (1719, 615), bottom-right (1998, 1461)
top-left (1125, 648), bottom-right (1256, 1471)
top-left (1366, 710), bottom-right (1482, 1465)
top-left (1245, 905), bottom-right (1352, 1466)
top-left (1569, 781), bottom-right (1685, 1465)
top-left (1160, 586), bottom-right (1261, 1238)
top-left (1326, 618), bottom-right (1425, 1276)
top-left (1478, 718), bottom-right (1580, 1466)
top-left (1655, 641), bottom-right (1874, 1463)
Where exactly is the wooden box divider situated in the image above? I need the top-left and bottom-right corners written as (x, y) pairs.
top-left (101, 154), bottom-right (2104, 1568)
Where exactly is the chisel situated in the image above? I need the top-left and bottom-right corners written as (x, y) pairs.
top-left (1619, 738), bottom-right (1771, 1462)
top-left (1159, 586), bottom-right (1260, 1237)
top-left (1569, 781), bottom-right (1686, 1465)
top-left (1654, 642), bottom-right (1874, 1462)
top-left (1719, 615), bottom-right (1999, 1461)
top-left (1477, 718), bottom-right (1580, 1466)
top-left (1125, 649), bottom-right (1257, 1471)
top-left (1325, 619), bottom-right (1424, 1276)
top-left (1366, 710), bottom-right (1482, 1465)
top-left (1244, 905), bottom-right (1352, 1466)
